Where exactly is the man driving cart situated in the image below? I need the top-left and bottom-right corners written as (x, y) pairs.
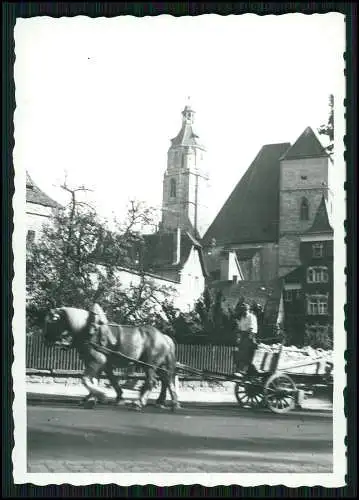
top-left (234, 303), bottom-right (259, 375)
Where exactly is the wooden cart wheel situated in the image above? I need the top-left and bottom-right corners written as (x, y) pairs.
top-left (234, 378), bottom-right (265, 408)
top-left (264, 373), bottom-right (297, 414)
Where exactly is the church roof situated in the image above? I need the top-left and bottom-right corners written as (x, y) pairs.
top-left (280, 126), bottom-right (328, 160)
top-left (170, 124), bottom-right (205, 149)
top-left (203, 142), bottom-right (291, 246)
top-left (305, 195), bottom-right (333, 235)
top-left (26, 172), bottom-right (60, 208)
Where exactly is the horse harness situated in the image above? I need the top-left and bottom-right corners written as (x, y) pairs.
top-left (86, 322), bottom-right (172, 376)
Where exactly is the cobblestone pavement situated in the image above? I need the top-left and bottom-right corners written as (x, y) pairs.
top-left (28, 458), bottom-right (332, 474)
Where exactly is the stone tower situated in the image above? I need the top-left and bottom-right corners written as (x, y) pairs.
top-left (278, 126), bottom-right (332, 277)
top-left (161, 99), bottom-right (209, 237)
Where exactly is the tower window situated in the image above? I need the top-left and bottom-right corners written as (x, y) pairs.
top-left (170, 178), bottom-right (177, 198)
top-left (300, 198), bottom-right (309, 221)
top-left (312, 243), bottom-right (324, 258)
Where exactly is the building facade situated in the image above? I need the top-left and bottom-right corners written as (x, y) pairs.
top-left (201, 126), bottom-right (333, 344)
top-left (202, 127), bottom-right (332, 283)
top-left (283, 195), bottom-right (334, 345)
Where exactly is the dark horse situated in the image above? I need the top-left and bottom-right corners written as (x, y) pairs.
top-left (43, 304), bottom-right (180, 411)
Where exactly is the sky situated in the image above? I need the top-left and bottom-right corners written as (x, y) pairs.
top-left (14, 14), bottom-right (345, 230)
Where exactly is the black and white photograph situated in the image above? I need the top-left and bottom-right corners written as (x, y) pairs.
top-left (12, 13), bottom-right (346, 486)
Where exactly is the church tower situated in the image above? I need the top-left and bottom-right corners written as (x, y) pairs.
top-left (161, 99), bottom-right (209, 238)
top-left (278, 126), bottom-right (333, 277)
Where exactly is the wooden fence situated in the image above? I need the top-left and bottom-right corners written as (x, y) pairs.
top-left (26, 335), bottom-right (236, 375)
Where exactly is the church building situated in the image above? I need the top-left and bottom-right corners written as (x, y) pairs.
top-left (202, 126), bottom-right (333, 282)
top-left (202, 126), bottom-right (334, 344)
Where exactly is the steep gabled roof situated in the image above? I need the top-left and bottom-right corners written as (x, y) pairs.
top-left (203, 143), bottom-right (291, 246)
top-left (26, 172), bottom-right (61, 208)
top-left (305, 195), bottom-right (333, 235)
top-left (280, 126), bottom-right (328, 160)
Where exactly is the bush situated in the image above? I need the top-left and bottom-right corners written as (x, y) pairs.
top-left (304, 325), bottom-right (333, 350)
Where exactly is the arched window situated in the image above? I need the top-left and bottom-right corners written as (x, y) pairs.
top-left (170, 178), bottom-right (177, 198)
top-left (300, 198), bottom-right (309, 221)
top-left (307, 266), bottom-right (329, 283)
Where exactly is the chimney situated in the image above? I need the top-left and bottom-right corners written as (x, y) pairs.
top-left (173, 227), bottom-right (181, 265)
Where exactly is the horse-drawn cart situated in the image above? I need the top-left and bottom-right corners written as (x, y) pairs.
top-left (176, 344), bottom-right (333, 415)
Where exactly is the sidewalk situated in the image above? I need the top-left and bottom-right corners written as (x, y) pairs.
top-left (26, 381), bottom-right (333, 412)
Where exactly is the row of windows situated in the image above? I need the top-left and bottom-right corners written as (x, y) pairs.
top-left (307, 297), bottom-right (328, 315)
top-left (284, 290), bottom-right (301, 302)
top-left (285, 268), bottom-right (329, 298)
top-left (307, 266), bottom-right (329, 283)
top-left (284, 292), bottom-right (329, 315)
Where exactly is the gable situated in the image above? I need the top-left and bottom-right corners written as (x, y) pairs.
top-left (280, 127), bottom-right (328, 160)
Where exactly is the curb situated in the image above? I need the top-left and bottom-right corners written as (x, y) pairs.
top-left (26, 389), bottom-right (333, 413)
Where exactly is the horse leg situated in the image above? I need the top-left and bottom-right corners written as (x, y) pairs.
top-left (104, 365), bottom-right (123, 405)
top-left (166, 372), bottom-right (181, 412)
top-left (135, 368), bottom-right (157, 410)
top-left (155, 371), bottom-right (168, 408)
top-left (82, 367), bottom-right (107, 408)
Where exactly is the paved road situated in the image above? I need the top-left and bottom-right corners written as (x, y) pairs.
top-left (27, 401), bottom-right (333, 473)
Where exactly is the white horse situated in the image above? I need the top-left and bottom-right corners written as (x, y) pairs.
top-left (44, 304), bottom-right (180, 411)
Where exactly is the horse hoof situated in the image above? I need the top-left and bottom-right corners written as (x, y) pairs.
top-left (115, 399), bottom-right (126, 406)
top-left (126, 401), bottom-right (143, 411)
top-left (83, 399), bottom-right (96, 409)
top-left (155, 403), bottom-right (167, 410)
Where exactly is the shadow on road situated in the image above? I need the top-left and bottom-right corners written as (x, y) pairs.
top-left (28, 418), bottom-right (332, 462)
